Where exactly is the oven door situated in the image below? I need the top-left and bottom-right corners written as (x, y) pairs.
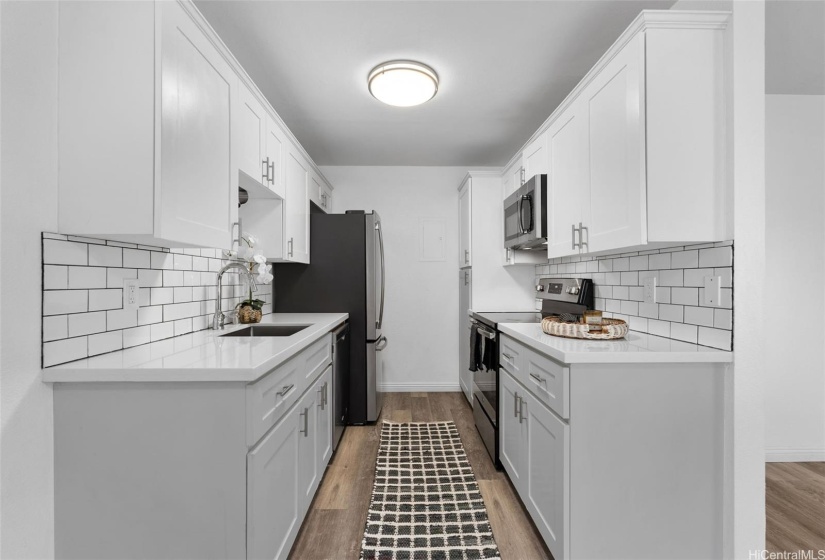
top-left (471, 324), bottom-right (498, 425)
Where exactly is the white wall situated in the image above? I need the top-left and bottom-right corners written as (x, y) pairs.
top-left (765, 94), bottom-right (825, 461)
top-left (320, 166), bottom-right (471, 391)
top-left (0, 2), bottom-right (59, 558)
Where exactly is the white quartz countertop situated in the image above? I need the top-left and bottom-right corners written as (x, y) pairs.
top-left (499, 323), bottom-right (733, 364)
top-left (41, 313), bottom-right (348, 383)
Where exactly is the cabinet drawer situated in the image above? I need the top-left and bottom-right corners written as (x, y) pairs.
top-left (523, 349), bottom-right (569, 419)
top-left (501, 334), bottom-right (569, 419)
top-left (500, 336), bottom-right (523, 376)
top-left (302, 334), bottom-right (332, 385)
top-left (247, 357), bottom-right (302, 446)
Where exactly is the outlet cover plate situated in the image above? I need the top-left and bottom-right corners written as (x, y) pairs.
top-left (703, 276), bottom-right (721, 306)
top-left (123, 279), bottom-right (140, 311)
top-left (643, 277), bottom-right (657, 304)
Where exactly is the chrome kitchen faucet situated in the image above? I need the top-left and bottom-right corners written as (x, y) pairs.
top-left (212, 261), bottom-right (256, 330)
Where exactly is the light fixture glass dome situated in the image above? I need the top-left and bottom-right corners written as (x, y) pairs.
top-left (368, 61), bottom-right (439, 107)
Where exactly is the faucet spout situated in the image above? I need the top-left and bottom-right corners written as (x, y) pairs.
top-left (212, 261), bottom-right (254, 330)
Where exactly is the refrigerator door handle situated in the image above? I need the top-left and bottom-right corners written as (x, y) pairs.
top-left (375, 335), bottom-right (388, 351)
top-left (375, 220), bottom-right (386, 330)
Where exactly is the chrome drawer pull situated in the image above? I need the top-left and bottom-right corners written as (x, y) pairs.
top-left (529, 373), bottom-right (545, 384)
top-left (514, 391), bottom-right (520, 418)
top-left (502, 353), bottom-right (513, 361)
top-left (300, 408), bottom-right (308, 436)
top-left (276, 384), bottom-right (294, 397)
top-left (519, 397), bottom-right (526, 424)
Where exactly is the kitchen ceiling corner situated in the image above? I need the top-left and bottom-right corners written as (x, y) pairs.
top-left (194, 0), bottom-right (675, 167)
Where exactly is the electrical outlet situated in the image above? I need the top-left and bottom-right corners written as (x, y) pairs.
top-left (643, 277), bottom-right (657, 303)
top-left (123, 279), bottom-right (140, 311)
top-left (703, 276), bottom-right (721, 306)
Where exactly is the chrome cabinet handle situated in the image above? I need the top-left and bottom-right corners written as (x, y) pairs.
top-left (464, 249), bottom-right (469, 264)
top-left (519, 397), bottom-right (526, 424)
top-left (318, 387), bottom-right (325, 409)
top-left (502, 352), bottom-right (513, 361)
top-left (288, 237), bottom-right (294, 258)
top-left (323, 382), bottom-right (328, 407)
top-left (514, 391), bottom-right (520, 418)
top-left (572, 224), bottom-right (580, 250)
top-left (300, 407), bottom-right (308, 436)
top-left (464, 271), bottom-right (469, 286)
top-left (579, 222), bottom-right (588, 250)
top-left (268, 161), bottom-right (275, 184)
top-left (529, 373), bottom-right (545, 384)
top-left (276, 384), bottom-right (294, 397)
top-left (520, 167), bottom-right (525, 186)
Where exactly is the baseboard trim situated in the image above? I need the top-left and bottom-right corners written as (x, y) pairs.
top-left (766, 449), bottom-right (825, 462)
top-left (379, 382), bottom-right (461, 392)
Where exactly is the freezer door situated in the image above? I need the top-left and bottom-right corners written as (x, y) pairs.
top-left (365, 212), bottom-right (385, 341)
top-left (366, 335), bottom-right (387, 422)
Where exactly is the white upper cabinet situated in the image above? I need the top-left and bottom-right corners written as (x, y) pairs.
top-left (283, 147), bottom-right (310, 264)
top-left (458, 177), bottom-right (471, 268)
top-left (58, 0), bottom-right (238, 249)
top-left (237, 85), bottom-right (269, 192)
top-left (264, 116), bottom-right (287, 199)
top-left (502, 156), bottom-right (524, 199)
top-left (522, 132), bottom-right (549, 180)
top-left (579, 33), bottom-right (646, 254)
top-left (537, 11), bottom-right (730, 259)
top-left (546, 107), bottom-right (586, 259)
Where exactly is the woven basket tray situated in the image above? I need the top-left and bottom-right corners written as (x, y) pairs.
top-left (541, 316), bottom-right (628, 340)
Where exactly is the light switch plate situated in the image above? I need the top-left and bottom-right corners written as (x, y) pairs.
top-left (643, 277), bottom-right (657, 304)
top-left (703, 276), bottom-right (721, 306)
top-left (123, 279), bottom-right (140, 311)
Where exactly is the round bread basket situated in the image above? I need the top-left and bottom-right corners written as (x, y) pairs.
top-left (541, 316), bottom-right (628, 340)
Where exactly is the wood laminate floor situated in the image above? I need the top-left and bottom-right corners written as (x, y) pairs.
top-left (289, 392), bottom-right (552, 560)
top-left (766, 462), bottom-right (825, 554)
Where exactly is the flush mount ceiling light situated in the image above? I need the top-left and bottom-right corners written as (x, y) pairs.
top-left (368, 60), bottom-right (439, 107)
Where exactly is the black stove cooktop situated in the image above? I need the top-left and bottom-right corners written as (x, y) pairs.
top-left (471, 311), bottom-right (541, 329)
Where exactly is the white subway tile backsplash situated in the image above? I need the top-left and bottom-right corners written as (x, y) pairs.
top-left (123, 326), bottom-right (151, 349)
top-left (174, 254), bottom-right (193, 270)
top-left (670, 323), bottom-right (698, 344)
top-left (43, 337), bottom-right (88, 367)
top-left (44, 290), bottom-right (87, 315)
top-left (68, 311), bottom-right (107, 337)
top-left (699, 246), bottom-right (732, 268)
top-left (151, 252), bottom-right (174, 270)
top-left (89, 245), bottom-right (122, 267)
top-left (173, 287), bottom-right (193, 303)
top-left (43, 265), bottom-right (68, 290)
top-left (68, 266), bottom-right (107, 289)
top-left (658, 304), bottom-right (684, 323)
top-left (88, 331), bottom-right (122, 356)
top-left (107, 268), bottom-right (138, 289)
top-left (671, 250), bottom-right (699, 269)
top-left (151, 287), bottom-right (174, 305)
top-left (43, 315), bottom-right (68, 342)
top-left (174, 318), bottom-right (193, 336)
top-left (698, 327), bottom-right (732, 350)
top-left (138, 269), bottom-right (163, 288)
top-left (123, 248), bottom-right (150, 269)
top-left (163, 270), bottom-right (184, 287)
top-left (684, 306), bottom-right (714, 327)
top-left (44, 240), bottom-right (87, 265)
top-left (138, 306), bottom-right (163, 326)
top-left (88, 289), bottom-right (122, 312)
top-left (150, 322), bottom-right (175, 342)
top-left (106, 309), bottom-right (138, 330)
top-left (671, 287), bottom-right (699, 306)
top-left (536, 240), bottom-right (733, 351)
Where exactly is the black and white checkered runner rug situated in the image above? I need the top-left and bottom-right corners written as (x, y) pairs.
top-left (360, 422), bottom-right (501, 560)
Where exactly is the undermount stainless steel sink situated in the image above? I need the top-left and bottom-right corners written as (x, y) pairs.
top-left (219, 325), bottom-right (311, 337)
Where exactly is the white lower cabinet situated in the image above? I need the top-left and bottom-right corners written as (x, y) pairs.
top-left (53, 332), bottom-right (339, 560)
top-left (247, 409), bottom-right (301, 560)
top-left (498, 333), bottom-right (726, 560)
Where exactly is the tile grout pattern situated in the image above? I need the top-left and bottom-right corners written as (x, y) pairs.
top-left (534, 241), bottom-right (734, 350)
top-left (41, 232), bottom-right (273, 367)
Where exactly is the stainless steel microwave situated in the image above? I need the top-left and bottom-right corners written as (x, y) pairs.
top-left (503, 174), bottom-right (547, 250)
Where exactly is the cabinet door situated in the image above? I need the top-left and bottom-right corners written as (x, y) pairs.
top-left (265, 116), bottom-right (286, 199)
top-left (284, 147), bottom-right (310, 263)
top-left (458, 179), bottom-right (471, 268)
top-left (316, 366), bottom-right (333, 470)
top-left (501, 157), bottom-right (523, 199)
top-left (320, 183), bottom-right (333, 212)
top-left (158, 1), bottom-right (237, 249)
top-left (546, 105), bottom-right (585, 259)
top-left (499, 371), bottom-right (525, 493)
top-left (309, 171), bottom-right (323, 209)
top-left (247, 412), bottom-right (301, 560)
top-left (297, 386), bottom-right (319, 516)
top-left (237, 84), bottom-right (268, 188)
top-left (459, 269), bottom-right (472, 403)
top-left (581, 33), bottom-right (646, 253)
top-left (523, 132), bottom-right (549, 180)
top-left (523, 391), bottom-right (569, 560)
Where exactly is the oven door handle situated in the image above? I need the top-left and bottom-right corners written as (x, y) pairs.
top-left (476, 326), bottom-right (496, 340)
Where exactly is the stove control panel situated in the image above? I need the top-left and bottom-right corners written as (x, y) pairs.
top-left (535, 277), bottom-right (594, 307)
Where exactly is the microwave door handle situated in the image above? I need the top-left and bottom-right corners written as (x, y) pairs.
top-left (521, 195), bottom-right (534, 233)
top-left (375, 220), bottom-right (386, 330)
top-left (516, 197), bottom-right (525, 235)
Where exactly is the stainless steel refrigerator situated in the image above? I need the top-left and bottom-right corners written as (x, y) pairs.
top-left (273, 210), bottom-right (386, 424)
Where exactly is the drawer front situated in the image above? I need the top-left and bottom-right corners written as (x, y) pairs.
top-left (303, 334), bottom-right (332, 385)
top-left (523, 349), bottom-right (569, 419)
top-left (500, 335), bottom-right (523, 376)
top-left (247, 356), bottom-right (303, 446)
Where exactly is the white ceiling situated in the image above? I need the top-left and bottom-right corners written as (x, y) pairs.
top-left (194, 0), bottom-right (675, 166)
